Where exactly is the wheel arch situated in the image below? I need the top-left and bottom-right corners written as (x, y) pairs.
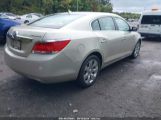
top-left (76, 51), bottom-right (103, 87)
top-left (88, 52), bottom-right (103, 67)
top-left (77, 50), bottom-right (103, 78)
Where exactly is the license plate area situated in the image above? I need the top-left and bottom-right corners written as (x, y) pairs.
top-left (11, 39), bottom-right (21, 50)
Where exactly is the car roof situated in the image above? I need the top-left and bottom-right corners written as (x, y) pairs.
top-left (141, 11), bottom-right (161, 15)
top-left (26, 13), bottom-right (42, 15)
top-left (56, 12), bottom-right (120, 17)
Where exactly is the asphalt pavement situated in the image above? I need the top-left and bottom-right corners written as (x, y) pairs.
top-left (0, 40), bottom-right (161, 118)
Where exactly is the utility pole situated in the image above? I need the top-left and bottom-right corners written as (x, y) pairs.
top-left (77, 0), bottom-right (79, 11)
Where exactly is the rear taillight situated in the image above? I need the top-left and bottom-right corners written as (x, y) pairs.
top-left (32, 40), bottom-right (71, 54)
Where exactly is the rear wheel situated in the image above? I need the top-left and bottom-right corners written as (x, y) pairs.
top-left (131, 41), bottom-right (141, 58)
top-left (77, 55), bottom-right (101, 88)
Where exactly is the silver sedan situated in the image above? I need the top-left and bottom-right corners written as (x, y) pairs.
top-left (5, 12), bottom-right (141, 88)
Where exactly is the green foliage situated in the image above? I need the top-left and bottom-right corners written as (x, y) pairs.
top-left (0, 0), bottom-right (113, 15)
top-left (116, 12), bottom-right (141, 19)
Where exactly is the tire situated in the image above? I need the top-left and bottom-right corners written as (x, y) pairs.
top-left (77, 55), bottom-right (101, 88)
top-left (131, 41), bottom-right (141, 59)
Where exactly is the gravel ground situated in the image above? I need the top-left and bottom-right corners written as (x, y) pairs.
top-left (0, 40), bottom-right (161, 118)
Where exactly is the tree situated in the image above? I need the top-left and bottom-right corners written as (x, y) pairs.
top-left (116, 12), bottom-right (141, 19)
top-left (0, 0), bottom-right (113, 15)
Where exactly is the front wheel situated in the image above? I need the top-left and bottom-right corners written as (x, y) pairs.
top-left (131, 41), bottom-right (141, 58)
top-left (77, 55), bottom-right (101, 88)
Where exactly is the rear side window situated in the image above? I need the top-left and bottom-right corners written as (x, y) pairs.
top-left (92, 20), bottom-right (100, 30)
top-left (99, 17), bottom-right (115, 30)
top-left (114, 18), bottom-right (130, 31)
top-left (30, 14), bottom-right (83, 29)
top-left (26, 15), bottom-right (32, 18)
top-left (141, 15), bottom-right (161, 24)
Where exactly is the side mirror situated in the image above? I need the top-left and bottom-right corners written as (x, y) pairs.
top-left (130, 27), bottom-right (138, 31)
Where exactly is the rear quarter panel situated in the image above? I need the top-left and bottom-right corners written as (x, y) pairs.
top-left (56, 30), bottom-right (103, 76)
top-left (44, 30), bottom-right (101, 75)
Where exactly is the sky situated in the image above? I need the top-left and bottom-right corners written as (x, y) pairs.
top-left (111, 0), bottom-right (161, 13)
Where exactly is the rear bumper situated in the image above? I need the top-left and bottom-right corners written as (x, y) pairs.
top-left (139, 32), bottom-right (161, 38)
top-left (4, 46), bottom-right (79, 83)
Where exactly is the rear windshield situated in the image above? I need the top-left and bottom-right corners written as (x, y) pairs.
top-left (141, 15), bottom-right (161, 24)
top-left (29, 14), bottom-right (83, 29)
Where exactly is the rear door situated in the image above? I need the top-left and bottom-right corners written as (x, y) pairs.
top-left (92, 16), bottom-right (125, 64)
top-left (114, 17), bottom-right (135, 55)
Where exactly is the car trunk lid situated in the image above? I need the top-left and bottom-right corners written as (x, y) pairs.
top-left (7, 26), bottom-right (50, 57)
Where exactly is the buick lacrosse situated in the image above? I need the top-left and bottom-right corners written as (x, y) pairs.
top-left (5, 12), bottom-right (141, 87)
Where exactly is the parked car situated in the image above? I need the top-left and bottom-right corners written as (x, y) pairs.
top-left (0, 14), bottom-right (9, 19)
top-left (20, 13), bottom-right (43, 24)
top-left (138, 10), bottom-right (161, 38)
top-left (0, 12), bottom-right (18, 20)
top-left (5, 12), bottom-right (141, 88)
top-left (0, 18), bottom-right (20, 44)
top-left (127, 19), bottom-right (139, 28)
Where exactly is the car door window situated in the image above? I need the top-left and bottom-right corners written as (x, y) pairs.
top-left (98, 17), bottom-right (115, 31)
top-left (91, 20), bottom-right (101, 31)
top-left (115, 18), bottom-right (130, 31)
top-left (26, 15), bottom-right (32, 18)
